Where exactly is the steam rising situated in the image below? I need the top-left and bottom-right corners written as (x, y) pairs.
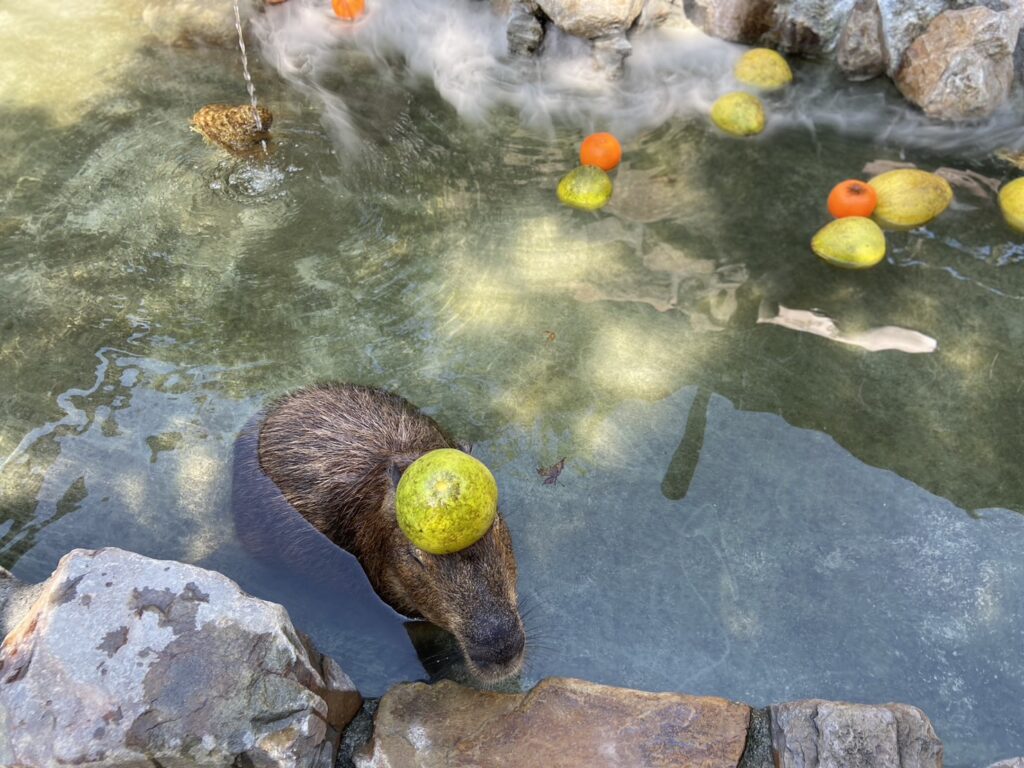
top-left (253, 0), bottom-right (1024, 153)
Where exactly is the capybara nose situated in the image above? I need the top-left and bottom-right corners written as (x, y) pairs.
top-left (464, 614), bottom-right (525, 673)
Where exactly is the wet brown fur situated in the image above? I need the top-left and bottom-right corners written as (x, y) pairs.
top-left (257, 383), bottom-right (524, 679)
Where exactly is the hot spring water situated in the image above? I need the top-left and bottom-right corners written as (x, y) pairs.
top-left (1, 1), bottom-right (1023, 764)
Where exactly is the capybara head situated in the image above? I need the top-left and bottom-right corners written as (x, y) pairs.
top-left (382, 464), bottom-right (525, 682)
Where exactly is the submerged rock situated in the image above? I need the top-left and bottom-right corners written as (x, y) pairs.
top-left (507, 3), bottom-right (546, 56)
top-left (896, 6), bottom-right (1022, 121)
top-left (0, 567), bottom-right (43, 639)
top-left (0, 548), bottom-right (361, 768)
top-left (355, 677), bottom-right (751, 767)
top-left (143, 0), bottom-right (257, 47)
top-left (771, 700), bottom-right (943, 768)
top-left (191, 103), bottom-right (273, 154)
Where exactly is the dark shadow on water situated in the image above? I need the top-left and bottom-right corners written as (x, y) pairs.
top-left (661, 386), bottom-right (712, 501)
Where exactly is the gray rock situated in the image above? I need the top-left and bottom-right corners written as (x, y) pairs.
top-left (770, 700), bottom-right (943, 768)
top-left (836, 0), bottom-right (887, 80)
top-left (987, 761), bottom-right (1024, 768)
top-left (507, 4), bottom-right (545, 56)
top-left (0, 548), bottom-right (361, 768)
top-left (682, 0), bottom-right (858, 56)
top-left (536, 0), bottom-right (646, 39)
top-left (678, 0), bottom-right (959, 68)
top-left (593, 30), bottom-right (634, 77)
top-left (875, 0), bottom-right (953, 76)
top-left (896, 6), bottom-right (1022, 120)
top-left (681, 0), bottom-right (778, 44)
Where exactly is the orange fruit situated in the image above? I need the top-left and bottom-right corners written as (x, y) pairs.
top-left (580, 133), bottom-right (622, 171)
top-left (332, 0), bottom-right (365, 21)
top-left (828, 179), bottom-right (878, 219)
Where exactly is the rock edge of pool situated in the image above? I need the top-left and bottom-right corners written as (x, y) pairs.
top-left (1, 548), bottom-right (1019, 768)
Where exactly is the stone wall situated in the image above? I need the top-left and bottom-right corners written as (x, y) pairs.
top-left (3, 549), bottom-right (1019, 767)
top-left (497, 0), bottom-right (1024, 120)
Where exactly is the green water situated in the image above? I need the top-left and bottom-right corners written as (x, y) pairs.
top-left (1, 2), bottom-right (1023, 764)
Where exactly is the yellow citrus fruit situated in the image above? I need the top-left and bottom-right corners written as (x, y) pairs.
top-left (868, 169), bottom-right (953, 229)
top-left (811, 216), bottom-right (887, 269)
top-left (557, 165), bottom-right (613, 211)
top-left (396, 449), bottom-right (498, 554)
top-left (998, 177), bottom-right (1024, 233)
top-left (711, 92), bottom-right (766, 137)
top-left (734, 48), bottom-right (793, 91)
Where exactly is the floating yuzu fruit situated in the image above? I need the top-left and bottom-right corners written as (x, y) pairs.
top-left (811, 217), bottom-right (887, 269)
top-left (734, 48), bottom-right (793, 90)
top-left (998, 177), bottom-right (1024, 233)
top-left (868, 169), bottom-right (952, 228)
top-left (711, 92), bottom-right (766, 137)
top-left (557, 165), bottom-right (613, 211)
top-left (395, 449), bottom-right (498, 555)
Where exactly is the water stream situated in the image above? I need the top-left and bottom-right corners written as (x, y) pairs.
top-left (232, 0), bottom-right (269, 154)
top-left (1, 0), bottom-right (1022, 764)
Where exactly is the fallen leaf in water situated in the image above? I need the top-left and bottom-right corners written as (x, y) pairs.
top-left (538, 458), bottom-right (566, 485)
top-left (758, 302), bottom-right (937, 354)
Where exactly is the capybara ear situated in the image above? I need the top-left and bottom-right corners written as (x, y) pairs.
top-left (387, 456), bottom-right (416, 491)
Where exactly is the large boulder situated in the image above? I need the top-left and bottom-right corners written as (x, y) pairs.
top-left (896, 6), bottom-right (1022, 120)
top-left (873, 0), bottom-right (953, 76)
top-left (679, 0), bottom-right (960, 69)
top-left (355, 677), bottom-right (751, 767)
top-left (681, 0), bottom-right (858, 56)
top-left (536, 0), bottom-right (646, 38)
top-left (0, 548), bottom-right (361, 768)
top-left (770, 700), bottom-right (943, 768)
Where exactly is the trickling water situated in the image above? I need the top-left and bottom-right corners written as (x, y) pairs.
top-left (232, 0), bottom-right (269, 155)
